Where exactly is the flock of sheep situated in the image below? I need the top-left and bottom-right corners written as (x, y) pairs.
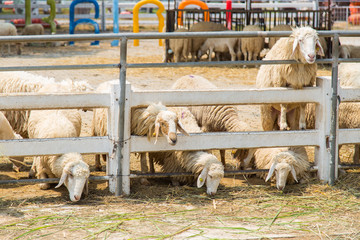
top-left (1, 23), bottom-right (360, 202)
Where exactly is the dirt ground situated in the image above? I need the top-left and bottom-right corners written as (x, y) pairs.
top-left (0, 27), bottom-right (360, 240)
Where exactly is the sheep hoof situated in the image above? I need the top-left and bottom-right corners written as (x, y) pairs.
top-left (40, 183), bottom-right (50, 190)
top-left (28, 169), bottom-right (36, 178)
top-left (95, 166), bottom-right (103, 171)
top-left (140, 178), bottom-right (151, 186)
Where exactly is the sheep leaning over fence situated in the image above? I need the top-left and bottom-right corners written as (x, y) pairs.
top-left (0, 111), bottom-right (24, 172)
top-left (256, 26), bottom-right (324, 131)
top-left (171, 74), bottom-right (252, 168)
top-left (0, 23), bottom-right (21, 55)
top-left (254, 146), bottom-right (310, 190)
top-left (27, 83), bottom-right (89, 202)
top-left (91, 80), bottom-right (189, 184)
top-left (148, 107), bottom-right (224, 196)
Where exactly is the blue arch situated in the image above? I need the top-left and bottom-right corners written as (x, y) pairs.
top-left (69, 0), bottom-right (100, 45)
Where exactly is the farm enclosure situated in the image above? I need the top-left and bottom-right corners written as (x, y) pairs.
top-left (0, 31), bottom-right (360, 239)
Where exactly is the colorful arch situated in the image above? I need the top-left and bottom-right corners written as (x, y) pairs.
top-left (177, 0), bottom-right (209, 26)
top-left (133, 0), bottom-right (165, 46)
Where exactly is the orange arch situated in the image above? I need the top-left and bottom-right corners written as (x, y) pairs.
top-left (133, 0), bottom-right (165, 46)
top-left (177, 0), bottom-right (209, 26)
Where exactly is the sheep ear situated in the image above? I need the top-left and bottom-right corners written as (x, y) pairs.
top-left (291, 165), bottom-right (298, 183)
top-left (265, 161), bottom-right (277, 182)
top-left (55, 170), bottom-right (68, 188)
top-left (197, 167), bottom-right (208, 188)
top-left (316, 39), bottom-right (325, 56)
top-left (154, 121), bottom-right (160, 145)
top-left (177, 120), bottom-right (189, 136)
top-left (291, 38), bottom-right (299, 58)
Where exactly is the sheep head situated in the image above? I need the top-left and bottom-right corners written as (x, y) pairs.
top-left (197, 157), bottom-right (224, 196)
top-left (265, 152), bottom-right (298, 190)
top-left (291, 26), bottom-right (324, 64)
top-left (154, 110), bottom-right (189, 145)
top-left (55, 153), bottom-right (90, 202)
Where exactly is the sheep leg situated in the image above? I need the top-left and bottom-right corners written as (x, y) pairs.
top-left (140, 152), bottom-right (151, 185)
top-left (279, 104), bottom-right (289, 130)
top-left (353, 144), bottom-right (360, 164)
top-left (208, 47), bottom-right (213, 62)
top-left (299, 104), bottom-right (306, 130)
top-left (243, 52), bottom-right (248, 68)
top-left (149, 153), bottom-right (155, 173)
top-left (219, 149), bottom-right (226, 166)
top-left (39, 172), bottom-right (50, 190)
top-left (228, 45), bottom-right (236, 61)
top-left (242, 148), bottom-right (256, 169)
top-left (260, 105), bottom-right (278, 131)
top-left (95, 154), bottom-right (102, 171)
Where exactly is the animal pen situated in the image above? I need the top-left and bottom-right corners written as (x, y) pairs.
top-left (0, 30), bottom-right (359, 196)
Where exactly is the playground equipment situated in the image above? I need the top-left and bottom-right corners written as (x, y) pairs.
top-left (19, 0), bottom-right (56, 33)
top-left (133, 0), bottom-right (165, 46)
top-left (177, 0), bottom-right (210, 26)
top-left (69, 0), bottom-right (100, 45)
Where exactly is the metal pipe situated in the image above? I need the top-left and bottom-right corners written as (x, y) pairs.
top-left (0, 30), bottom-right (359, 43)
top-left (0, 175), bottom-right (112, 185)
top-left (115, 36), bottom-right (127, 196)
top-left (329, 34), bottom-right (340, 185)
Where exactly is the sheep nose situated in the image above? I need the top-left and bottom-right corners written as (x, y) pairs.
top-left (168, 133), bottom-right (177, 145)
top-left (308, 54), bottom-right (315, 60)
top-left (74, 195), bottom-right (81, 201)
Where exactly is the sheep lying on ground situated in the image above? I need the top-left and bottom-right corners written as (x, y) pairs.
top-left (256, 26), bottom-right (324, 131)
top-left (91, 81), bottom-right (189, 184)
top-left (241, 25), bottom-right (265, 63)
top-left (171, 75), bottom-right (251, 168)
top-left (189, 22), bottom-right (228, 61)
top-left (268, 24), bottom-right (292, 49)
top-left (22, 24), bottom-right (44, 35)
top-left (0, 71), bottom-right (93, 138)
top-left (254, 146), bottom-right (310, 190)
top-left (198, 34), bottom-right (239, 61)
top-left (33, 152), bottom-right (90, 202)
top-left (0, 111), bottom-right (24, 172)
top-left (305, 63), bottom-right (360, 163)
top-left (0, 23), bottom-right (21, 55)
top-left (167, 28), bottom-right (190, 62)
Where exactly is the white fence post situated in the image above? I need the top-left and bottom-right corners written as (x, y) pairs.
top-left (108, 83), bottom-right (120, 193)
top-left (121, 82), bottom-right (132, 195)
top-left (315, 76), bottom-right (336, 183)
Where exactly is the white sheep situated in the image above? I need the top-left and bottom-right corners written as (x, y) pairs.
top-left (339, 44), bottom-right (360, 59)
top-left (0, 23), bottom-right (21, 55)
top-left (171, 75), bottom-right (251, 168)
top-left (256, 26), bottom-right (324, 131)
top-left (0, 111), bottom-right (24, 172)
top-left (0, 71), bottom-right (93, 138)
top-left (254, 146), bottom-right (310, 190)
top-left (197, 35), bottom-right (239, 61)
top-left (91, 81), bottom-right (189, 184)
top-left (268, 24), bottom-right (292, 49)
top-left (33, 152), bottom-right (90, 202)
top-left (189, 22), bottom-right (229, 61)
top-left (149, 150), bottom-right (224, 195)
top-left (241, 25), bottom-right (265, 62)
top-left (22, 24), bottom-right (44, 35)
top-left (167, 28), bottom-right (190, 63)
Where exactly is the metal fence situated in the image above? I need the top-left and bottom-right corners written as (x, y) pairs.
top-left (0, 30), bottom-right (360, 196)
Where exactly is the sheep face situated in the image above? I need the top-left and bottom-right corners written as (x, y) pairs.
top-left (154, 111), bottom-right (189, 145)
top-left (292, 27), bottom-right (324, 64)
top-left (55, 161), bottom-right (90, 202)
top-left (265, 153), bottom-right (298, 190)
top-left (197, 161), bottom-right (224, 196)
